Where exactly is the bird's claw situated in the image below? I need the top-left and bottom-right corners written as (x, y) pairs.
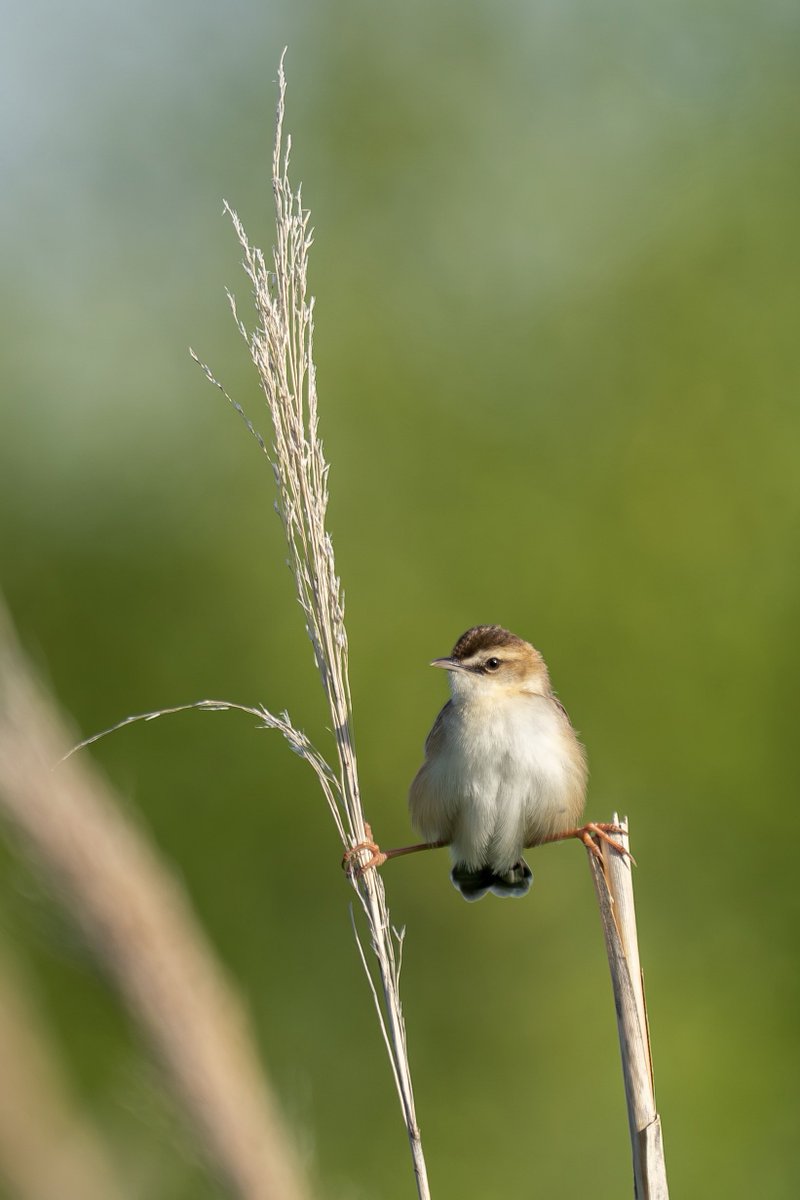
top-left (578, 822), bottom-right (636, 865)
top-left (342, 823), bottom-right (387, 878)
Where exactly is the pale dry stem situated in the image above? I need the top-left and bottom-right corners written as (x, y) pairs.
top-left (587, 817), bottom-right (669, 1198)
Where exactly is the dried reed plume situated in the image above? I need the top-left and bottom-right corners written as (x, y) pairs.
top-left (198, 52), bottom-right (431, 1198)
top-left (71, 52), bottom-right (431, 1199)
top-left (0, 598), bottom-right (312, 1200)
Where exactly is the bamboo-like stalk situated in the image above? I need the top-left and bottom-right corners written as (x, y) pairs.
top-left (0, 599), bottom-right (313, 1200)
top-left (586, 815), bottom-right (669, 1199)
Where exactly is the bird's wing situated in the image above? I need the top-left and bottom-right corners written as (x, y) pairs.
top-left (550, 694), bottom-right (575, 729)
top-left (424, 700), bottom-right (453, 757)
top-left (548, 694), bottom-right (589, 788)
top-left (409, 701), bottom-right (457, 842)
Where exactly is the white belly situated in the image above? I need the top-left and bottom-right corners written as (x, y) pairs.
top-left (422, 696), bottom-right (584, 872)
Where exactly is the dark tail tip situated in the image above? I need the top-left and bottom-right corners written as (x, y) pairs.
top-left (450, 859), bottom-right (533, 902)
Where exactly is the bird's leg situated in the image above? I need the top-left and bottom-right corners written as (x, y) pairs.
top-left (342, 824), bottom-right (448, 879)
top-left (534, 822), bottom-right (635, 864)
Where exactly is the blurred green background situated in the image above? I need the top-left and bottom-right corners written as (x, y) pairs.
top-left (2, 1), bottom-right (799, 1196)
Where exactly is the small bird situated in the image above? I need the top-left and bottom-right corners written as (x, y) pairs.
top-left (347, 625), bottom-right (626, 900)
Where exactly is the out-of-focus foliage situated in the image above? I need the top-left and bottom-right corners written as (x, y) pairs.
top-left (1, 2), bottom-right (799, 1197)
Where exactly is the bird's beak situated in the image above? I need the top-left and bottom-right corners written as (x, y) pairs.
top-left (430, 657), bottom-right (465, 671)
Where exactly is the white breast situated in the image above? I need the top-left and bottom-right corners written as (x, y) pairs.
top-left (422, 694), bottom-right (585, 873)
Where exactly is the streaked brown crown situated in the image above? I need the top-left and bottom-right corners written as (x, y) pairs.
top-left (447, 624), bottom-right (550, 691)
top-left (450, 625), bottom-right (527, 661)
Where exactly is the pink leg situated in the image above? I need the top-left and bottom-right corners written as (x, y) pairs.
top-left (342, 824), bottom-right (448, 878)
top-left (534, 822), bottom-right (635, 865)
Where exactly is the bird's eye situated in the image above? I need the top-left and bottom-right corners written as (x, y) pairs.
top-left (485, 657), bottom-right (501, 671)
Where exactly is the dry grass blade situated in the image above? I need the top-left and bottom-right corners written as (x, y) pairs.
top-left (63, 699), bottom-right (345, 842)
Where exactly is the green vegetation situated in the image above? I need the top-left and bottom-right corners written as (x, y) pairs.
top-left (1, 3), bottom-right (798, 1196)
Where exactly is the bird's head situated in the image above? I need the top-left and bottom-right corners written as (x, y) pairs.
top-left (431, 625), bottom-right (550, 701)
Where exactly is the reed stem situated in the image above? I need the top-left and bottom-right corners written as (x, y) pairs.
top-left (586, 815), bottom-right (669, 1199)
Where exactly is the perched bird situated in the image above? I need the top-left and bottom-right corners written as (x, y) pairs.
top-left (347, 625), bottom-right (626, 900)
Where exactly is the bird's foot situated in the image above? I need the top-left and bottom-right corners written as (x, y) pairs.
top-left (538, 821), bottom-right (635, 864)
top-left (575, 822), bottom-right (635, 864)
top-left (342, 823), bottom-right (387, 878)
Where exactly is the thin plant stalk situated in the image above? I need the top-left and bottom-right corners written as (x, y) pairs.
top-left (56, 54), bottom-right (429, 1197)
top-left (586, 816), bottom-right (669, 1199)
top-left (192, 53), bottom-right (432, 1198)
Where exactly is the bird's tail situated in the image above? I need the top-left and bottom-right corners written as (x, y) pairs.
top-left (450, 858), bottom-right (533, 902)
